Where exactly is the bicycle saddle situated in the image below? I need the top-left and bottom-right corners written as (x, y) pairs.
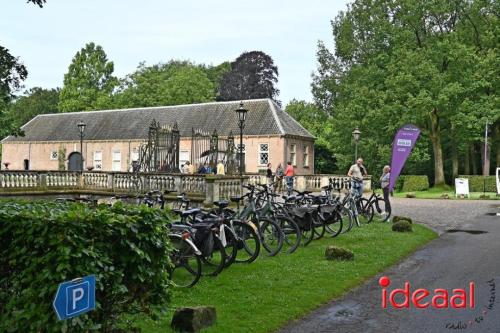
top-left (180, 208), bottom-right (202, 218)
top-left (213, 200), bottom-right (229, 208)
top-left (230, 196), bottom-right (244, 203)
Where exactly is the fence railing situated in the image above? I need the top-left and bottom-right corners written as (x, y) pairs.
top-left (0, 171), bottom-right (372, 203)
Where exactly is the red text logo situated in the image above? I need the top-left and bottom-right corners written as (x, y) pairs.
top-left (379, 276), bottom-right (475, 309)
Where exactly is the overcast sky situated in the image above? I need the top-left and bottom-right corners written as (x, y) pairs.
top-left (1, 0), bottom-right (349, 105)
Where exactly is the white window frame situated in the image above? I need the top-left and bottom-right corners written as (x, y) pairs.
top-left (50, 151), bottom-right (58, 160)
top-left (258, 143), bottom-right (269, 166)
top-left (290, 144), bottom-right (297, 166)
top-left (303, 145), bottom-right (309, 167)
top-left (93, 151), bottom-right (103, 170)
top-left (112, 151), bottom-right (121, 172)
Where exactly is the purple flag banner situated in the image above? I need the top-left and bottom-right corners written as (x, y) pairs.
top-left (389, 124), bottom-right (421, 190)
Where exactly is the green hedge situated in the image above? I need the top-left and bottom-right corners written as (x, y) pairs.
top-left (0, 200), bottom-right (172, 332)
top-left (395, 175), bottom-right (430, 192)
top-left (458, 175), bottom-right (497, 192)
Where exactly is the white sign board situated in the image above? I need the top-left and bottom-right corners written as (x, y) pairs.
top-left (455, 178), bottom-right (470, 198)
top-left (496, 167), bottom-right (500, 195)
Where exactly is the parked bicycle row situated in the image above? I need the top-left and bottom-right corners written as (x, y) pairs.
top-left (55, 178), bottom-right (391, 288)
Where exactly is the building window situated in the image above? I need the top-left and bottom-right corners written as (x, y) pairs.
top-left (290, 144), bottom-right (297, 166)
top-left (303, 145), bottom-right (309, 167)
top-left (94, 151), bottom-right (103, 170)
top-left (112, 151), bottom-right (121, 171)
top-left (259, 143), bottom-right (269, 165)
top-left (50, 151), bottom-right (58, 160)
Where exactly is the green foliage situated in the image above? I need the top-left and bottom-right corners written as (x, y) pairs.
top-left (397, 175), bottom-right (430, 192)
top-left (458, 175), bottom-right (496, 192)
top-left (312, 0), bottom-right (499, 184)
top-left (325, 246), bottom-right (354, 260)
top-left (392, 216), bottom-right (413, 224)
top-left (285, 99), bottom-right (336, 172)
top-left (7, 87), bottom-right (59, 127)
top-left (218, 51), bottom-right (280, 104)
top-left (0, 200), bottom-right (172, 332)
top-left (392, 221), bottom-right (413, 232)
top-left (113, 61), bottom-right (215, 108)
top-left (0, 46), bottom-right (28, 104)
top-left (59, 42), bottom-right (118, 112)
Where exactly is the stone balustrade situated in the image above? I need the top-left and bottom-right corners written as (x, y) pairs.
top-left (0, 171), bottom-right (372, 203)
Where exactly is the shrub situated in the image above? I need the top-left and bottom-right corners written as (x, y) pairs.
top-left (392, 221), bottom-right (413, 232)
top-left (325, 246), bottom-right (354, 260)
top-left (0, 200), bottom-right (172, 332)
top-left (398, 175), bottom-right (429, 192)
top-left (458, 176), bottom-right (496, 192)
top-left (405, 192), bottom-right (416, 198)
top-left (392, 216), bottom-right (413, 224)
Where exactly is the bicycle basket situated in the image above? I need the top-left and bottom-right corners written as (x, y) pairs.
top-left (320, 204), bottom-right (337, 224)
top-left (192, 223), bottom-right (214, 257)
top-left (291, 206), bottom-right (313, 230)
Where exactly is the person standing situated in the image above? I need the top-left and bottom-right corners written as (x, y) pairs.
top-left (266, 163), bottom-right (273, 185)
top-left (182, 161), bottom-right (191, 174)
top-left (285, 161), bottom-right (294, 195)
top-left (380, 165), bottom-right (391, 218)
top-left (274, 163), bottom-right (284, 193)
top-left (217, 160), bottom-right (225, 175)
top-left (347, 158), bottom-right (367, 197)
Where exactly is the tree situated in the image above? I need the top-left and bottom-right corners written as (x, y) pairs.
top-left (218, 51), bottom-right (279, 103)
top-left (0, 46), bottom-right (28, 104)
top-left (8, 87), bottom-right (59, 127)
top-left (27, 0), bottom-right (46, 7)
top-left (0, 46), bottom-right (28, 140)
top-left (312, 0), bottom-right (498, 184)
top-left (59, 42), bottom-right (118, 112)
top-left (113, 61), bottom-right (215, 108)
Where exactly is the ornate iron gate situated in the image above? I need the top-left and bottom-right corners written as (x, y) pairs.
top-left (191, 128), bottom-right (237, 174)
top-left (138, 120), bottom-right (180, 173)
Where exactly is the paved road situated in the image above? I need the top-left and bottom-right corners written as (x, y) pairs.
top-left (279, 198), bottom-right (500, 333)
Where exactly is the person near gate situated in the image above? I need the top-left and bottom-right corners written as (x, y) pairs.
top-left (347, 158), bottom-right (367, 197)
top-left (285, 161), bottom-right (294, 195)
top-left (380, 165), bottom-right (391, 218)
top-left (274, 163), bottom-right (284, 193)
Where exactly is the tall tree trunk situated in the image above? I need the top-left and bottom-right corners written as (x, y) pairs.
top-left (496, 123), bottom-right (500, 171)
top-left (471, 144), bottom-right (478, 175)
top-left (451, 140), bottom-right (458, 178)
top-left (464, 144), bottom-right (470, 175)
top-left (429, 110), bottom-right (445, 185)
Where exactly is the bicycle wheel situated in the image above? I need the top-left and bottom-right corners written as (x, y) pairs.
top-left (357, 198), bottom-right (374, 224)
top-left (312, 210), bottom-right (326, 240)
top-left (232, 220), bottom-right (260, 263)
top-left (221, 225), bottom-right (238, 268)
top-left (323, 210), bottom-right (343, 237)
top-left (168, 235), bottom-right (201, 288)
top-left (300, 218), bottom-right (315, 246)
top-left (257, 217), bottom-right (284, 256)
top-left (201, 235), bottom-right (226, 277)
top-left (374, 198), bottom-right (391, 222)
top-left (340, 206), bottom-right (354, 234)
top-left (275, 215), bottom-right (301, 254)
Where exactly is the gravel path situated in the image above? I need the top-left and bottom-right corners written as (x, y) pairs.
top-left (391, 197), bottom-right (499, 234)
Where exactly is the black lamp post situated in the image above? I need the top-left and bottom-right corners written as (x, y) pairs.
top-left (352, 127), bottom-right (361, 161)
top-left (235, 102), bottom-right (248, 176)
top-left (77, 120), bottom-right (86, 172)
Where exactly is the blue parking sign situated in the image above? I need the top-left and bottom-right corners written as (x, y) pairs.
top-left (53, 275), bottom-right (96, 320)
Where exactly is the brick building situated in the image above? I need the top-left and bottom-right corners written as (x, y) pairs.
top-left (1, 99), bottom-right (315, 174)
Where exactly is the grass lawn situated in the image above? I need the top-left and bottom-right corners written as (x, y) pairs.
top-left (394, 187), bottom-right (500, 200)
top-left (134, 221), bottom-right (437, 333)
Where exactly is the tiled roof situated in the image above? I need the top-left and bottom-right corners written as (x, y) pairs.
top-left (2, 99), bottom-right (314, 142)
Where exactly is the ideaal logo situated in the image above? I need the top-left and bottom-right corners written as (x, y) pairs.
top-left (379, 276), bottom-right (475, 309)
top-left (379, 276), bottom-right (496, 330)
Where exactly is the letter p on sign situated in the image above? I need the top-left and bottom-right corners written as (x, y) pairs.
top-left (53, 275), bottom-right (96, 320)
